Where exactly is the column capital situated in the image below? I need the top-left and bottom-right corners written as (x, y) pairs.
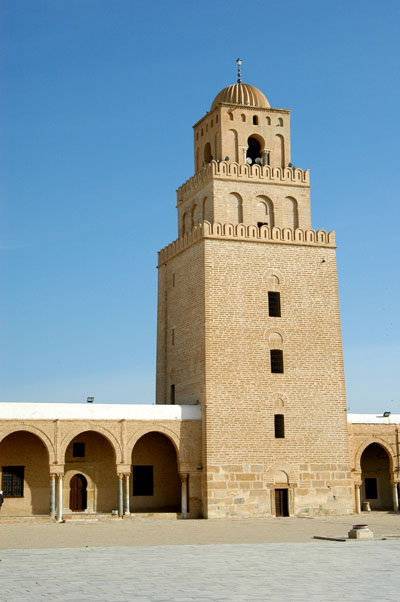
top-left (50, 465), bottom-right (64, 476)
top-left (117, 464), bottom-right (131, 474)
top-left (179, 472), bottom-right (188, 483)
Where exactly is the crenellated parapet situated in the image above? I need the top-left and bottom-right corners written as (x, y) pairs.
top-left (177, 160), bottom-right (310, 202)
top-left (158, 221), bottom-right (335, 264)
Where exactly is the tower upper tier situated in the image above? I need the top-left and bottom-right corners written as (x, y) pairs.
top-left (177, 75), bottom-right (311, 238)
top-left (193, 81), bottom-right (291, 174)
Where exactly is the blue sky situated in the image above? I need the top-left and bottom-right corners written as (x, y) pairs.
top-left (1, 0), bottom-right (399, 412)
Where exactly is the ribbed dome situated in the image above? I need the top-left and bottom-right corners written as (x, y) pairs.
top-left (211, 83), bottom-right (270, 110)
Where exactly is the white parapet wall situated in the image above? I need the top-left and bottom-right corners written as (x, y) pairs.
top-left (0, 402), bottom-right (202, 421)
top-left (348, 413), bottom-right (400, 424)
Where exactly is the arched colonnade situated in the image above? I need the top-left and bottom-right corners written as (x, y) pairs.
top-left (0, 422), bottom-right (199, 521)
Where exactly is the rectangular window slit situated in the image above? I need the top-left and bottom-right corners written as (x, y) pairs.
top-left (268, 291), bottom-right (281, 317)
top-left (270, 349), bottom-right (284, 373)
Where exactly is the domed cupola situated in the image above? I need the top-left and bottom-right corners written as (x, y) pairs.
top-left (211, 83), bottom-right (270, 110)
top-left (210, 59), bottom-right (270, 110)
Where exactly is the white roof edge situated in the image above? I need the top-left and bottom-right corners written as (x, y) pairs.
top-left (348, 413), bottom-right (400, 424)
top-left (0, 402), bottom-right (202, 421)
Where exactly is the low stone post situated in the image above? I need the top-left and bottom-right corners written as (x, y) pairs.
top-left (180, 473), bottom-right (188, 519)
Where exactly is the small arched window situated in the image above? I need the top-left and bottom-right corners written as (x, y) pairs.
top-left (266, 116), bottom-right (271, 125)
top-left (253, 115), bottom-right (258, 125)
top-left (277, 118), bottom-right (283, 127)
top-left (228, 112), bottom-right (234, 121)
top-left (241, 114), bottom-right (246, 122)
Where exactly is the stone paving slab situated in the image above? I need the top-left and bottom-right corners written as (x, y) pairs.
top-left (0, 541), bottom-right (399, 601)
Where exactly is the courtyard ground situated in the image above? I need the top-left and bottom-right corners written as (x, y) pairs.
top-left (0, 514), bottom-right (399, 601)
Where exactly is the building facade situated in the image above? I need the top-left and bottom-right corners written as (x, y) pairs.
top-left (1, 77), bottom-right (399, 520)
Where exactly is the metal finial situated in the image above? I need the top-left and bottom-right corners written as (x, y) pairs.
top-left (236, 58), bottom-right (242, 84)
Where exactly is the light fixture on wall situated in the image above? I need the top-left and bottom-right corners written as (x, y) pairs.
top-left (383, 411), bottom-right (391, 417)
top-left (87, 397), bottom-right (94, 403)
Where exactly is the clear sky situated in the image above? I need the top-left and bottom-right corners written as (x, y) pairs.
top-left (1, 0), bottom-right (399, 413)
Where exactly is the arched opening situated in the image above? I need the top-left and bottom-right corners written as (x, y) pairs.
top-left (65, 431), bottom-right (117, 513)
top-left (360, 443), bottom-right (392, 510)
top-left (69, 474), bottom-right (88, 512)
top-left (228, 111), bottom-right (233, 120)
top-left (0, 431), bottom-right (50, 516)
top-left (204, 142), bottom-right (212, 164)
top-left (253, 115), bottom-right (258, 125)
top-left (131, 432), bottom-right (180, 513)
top-left (246, 136), bottom-right (263, 165)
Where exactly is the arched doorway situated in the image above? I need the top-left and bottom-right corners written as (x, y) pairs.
top-left (69, 474), bottom-right (88, 511)
top-left (360, 443), bottom-right (392, 510)
top-left (131, 432), bottom-right (180, 513)
top-left (0, 431), bottom-right (50, 516)
top-left (64, 431), bottom-right (117, 513)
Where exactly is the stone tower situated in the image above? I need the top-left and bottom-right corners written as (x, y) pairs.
top-left (156, 66), bottom-right (354, 518)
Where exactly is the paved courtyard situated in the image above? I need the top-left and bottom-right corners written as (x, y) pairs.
top-left (0, 515), bottom-right (399, 601)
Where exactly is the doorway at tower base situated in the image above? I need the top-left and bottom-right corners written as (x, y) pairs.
top-left (203, 462), bottom-right (354, 518)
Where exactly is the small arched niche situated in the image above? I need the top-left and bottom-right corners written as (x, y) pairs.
top-left (204, 142), bottom-right (212, 164)
top-left (256, 195), bottom-right (274, 228)
top-left (227, 192), bottom-right (243, 224)
top-left (284, 196), bottom-right (299, 229)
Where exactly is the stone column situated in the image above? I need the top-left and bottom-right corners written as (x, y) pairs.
top-left (180, 473), bottom-right (188, 519)
top-left (355, 483), bottom-right (361, 514)
top-left (56, 474), bottom-right (64, 522)
top-left (124, 474), bottom-right (130, 516)
top-left (392, 482), bottom-right (399, 512)
top-left (50, 474), bottom-right (56, 520)
top-left (262, 149), bottom-right (270, 166)
top-left (118, 474), bottom-right (124, 518)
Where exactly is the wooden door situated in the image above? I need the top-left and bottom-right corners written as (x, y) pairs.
top-left (70, 474), bottom-right (87, 511)
top-left (275, 488), bottom-right (289, 517)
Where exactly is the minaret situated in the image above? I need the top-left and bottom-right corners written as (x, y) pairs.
top-left (156, 63), bottom-right (353, 518)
